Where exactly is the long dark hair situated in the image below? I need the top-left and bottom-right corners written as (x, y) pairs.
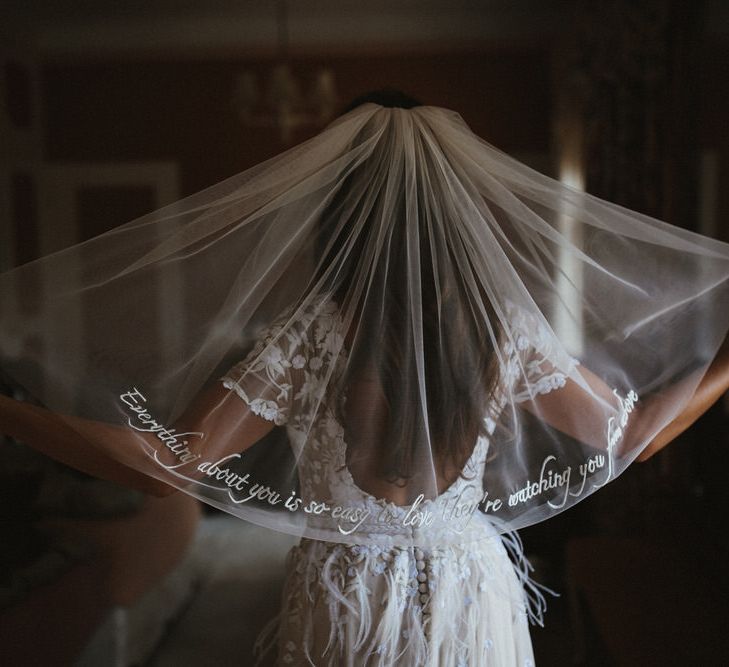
top-left (313, 89), bottom-right (503, 489)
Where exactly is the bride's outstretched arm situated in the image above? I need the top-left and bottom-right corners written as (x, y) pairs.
top-left (520, 331), bottom-right (729, 456)
top-left (0, 393), bottom-right (168, 495)
top-left (0, 382), bottom-right (275, 497)
top-left (635, 331), bottom-right (729, 461)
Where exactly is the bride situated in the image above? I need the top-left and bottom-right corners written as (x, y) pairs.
top-left (1, 89), bottom-right (728, 666)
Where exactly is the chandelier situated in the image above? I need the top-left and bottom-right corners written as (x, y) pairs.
top-left (232, 1), bottom-right (338, 144)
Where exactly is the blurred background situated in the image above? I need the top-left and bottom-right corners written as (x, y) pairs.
top-left (1, 1), bottom-right (728, 665)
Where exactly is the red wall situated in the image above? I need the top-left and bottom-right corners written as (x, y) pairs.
top-left (42, 48), bottom-right (552, 209)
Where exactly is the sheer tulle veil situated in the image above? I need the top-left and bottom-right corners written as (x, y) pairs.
top-left (1, 94), bottom-right (728, 550)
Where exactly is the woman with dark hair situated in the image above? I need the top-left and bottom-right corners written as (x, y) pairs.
top-left (1, 88), bottom-right (728, 666)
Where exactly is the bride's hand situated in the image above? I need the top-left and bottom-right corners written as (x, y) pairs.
top-left (0, 391), bottom-right (32, 429)
top-left (634, 436), bottom-right (667, 462)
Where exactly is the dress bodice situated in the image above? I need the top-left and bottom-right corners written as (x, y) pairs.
top-left (220, 295), bottom-right (576, 547)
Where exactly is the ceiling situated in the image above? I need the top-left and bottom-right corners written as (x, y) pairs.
top-left (3, 1), bottom-right (728, 58)
top-left (2, 1), bottom-right (581, 57)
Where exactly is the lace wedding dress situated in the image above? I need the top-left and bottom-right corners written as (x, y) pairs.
top-left (219, 295), bottom-right (569, 667)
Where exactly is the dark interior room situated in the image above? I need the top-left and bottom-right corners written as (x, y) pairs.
top-left (1, 1), bottom-right (728, 665)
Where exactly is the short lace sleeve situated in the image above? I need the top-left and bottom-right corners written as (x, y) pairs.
top-left (504, 301), bottom-right (580, 404)
top-left (218, 313), bottom-right (304, 426)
